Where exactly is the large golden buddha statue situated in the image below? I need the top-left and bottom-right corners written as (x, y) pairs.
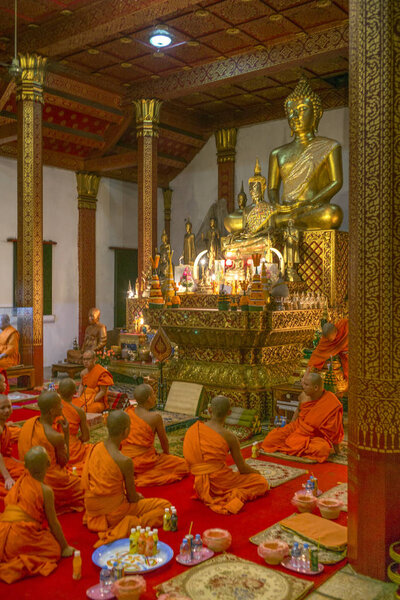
top-left (268, 76), bottom-right (343, 230)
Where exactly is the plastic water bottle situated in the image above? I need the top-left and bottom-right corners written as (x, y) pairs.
top-left (99, 567), bottom-right (113, 591)
top-left (291, 542), bottom-right (301, 569)
top-left (192, 534), bottom-right (203, 561)
top-left (179, 539), bottom-right (191, 564)
top-left (301, 543), bottom-right (310, 570)
top-left (304, 480), bottom-right (313, 497)
top-left (274, 415), bottom-right (280, 427)
top-left (280, 416), bottom-right (287, 427)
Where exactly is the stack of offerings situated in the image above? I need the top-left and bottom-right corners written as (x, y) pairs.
top-left (129, 526), bottom-right (159, 557)
top-left (149, 255), bottom-right (165, 309)
top-left (248, 254), bottom-right (265, 311)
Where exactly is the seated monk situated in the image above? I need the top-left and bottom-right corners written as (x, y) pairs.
top-left (74, 350), bottom-right (114, 413)
top-left (121, 384), bottom-right (189, 486)
top-left (262, 372), bottom-right (344, 462)
top-left (0, 371), bottom-right (10, 394)
top-left (183, 396), bottom-right (269, 515)
top-left (67, 307), bottom-right (107, 364)
top-left (82, 410), bottom-right (171, 548)
top-left (0, 394), bottom-right (24, 498)
top-left (308, 319), bottom-right (349, 380)
top-left (0, 446), bottom-right (75, 584)
top-left (0, 314), bottom-right (20, 368)
top-left (58, 378), bottom-right (91, 475)
top-left (18, 391), bottom-right (84, 514)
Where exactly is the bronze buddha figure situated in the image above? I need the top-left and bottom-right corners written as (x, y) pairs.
top-left (67, 307), bottom-right (107, 364)
top-left (223, 181), bottom-right (248, 234)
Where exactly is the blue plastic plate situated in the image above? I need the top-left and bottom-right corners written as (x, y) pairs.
top-left (92, 539), bottom-right (173, 574)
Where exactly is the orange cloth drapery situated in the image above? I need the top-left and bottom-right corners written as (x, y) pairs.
top-left (308, 318), bottom-right (349, 379)
top-left (120, 408), bottom-right (189, 486)
top-left (0, 471), bottom-right (61, 583)
top-left (18, 416), bottom-right (84, 514)
top-left (0, 423), bottom-right (24, 498)
top-left (59, 400), bottom-right (91, 475)
top-left (0, 326), bottom-right (20, 368)
top-left (262, 390), bottom-right (344, 462)
top-left (81, 442), bottom-right (170, 547)
top-left (73, 364), bottom-right (114, 413)
top-left (183, 421), bottom-right (268, 515)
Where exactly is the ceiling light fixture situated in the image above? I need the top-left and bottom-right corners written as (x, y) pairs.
top-left (149, 28), bottom-right (172, 48)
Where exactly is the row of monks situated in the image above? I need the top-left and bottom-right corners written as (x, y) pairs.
top-left (0, 319), bottom-right (347, 583)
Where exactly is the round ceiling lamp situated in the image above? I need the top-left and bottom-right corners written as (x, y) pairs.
top-left (149, 28), bottom-right (172, 48)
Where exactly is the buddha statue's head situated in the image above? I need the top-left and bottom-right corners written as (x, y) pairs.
top-left (237, 181), bottom-right (247, 210)
top-left (88, 307), bottom-right (100, 324)
top-left (185, 220), bottom-right (192, 234)
top-left (284, 76), bottom-right (323, 136)
top-left (210, 217), bottom-right (217, 230)
top-left (161, 229), bottom-right (168, 244)
top-left (248, 158), bottom-right (266, 204)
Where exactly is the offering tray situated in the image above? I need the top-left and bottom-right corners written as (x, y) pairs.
top-left (92, 539), bottom-right (173, 574)
top-left (175, 547), bottom-right (214, 566)
top-left (281, 556), bottom-right (324, 575)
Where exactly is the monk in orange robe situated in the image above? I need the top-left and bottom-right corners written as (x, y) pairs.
top-left (183, 396), bottom-right (269, 515)
top-left (262, 372), bottom-right (344, 462)
top-left (82, 410), bottom-right (171, 547)
top-left (74, 350), bottom-right (114, 413)
top-left (58, 378), bottom-right (91, 475)
top-left (0, 446), bottom-right (75, 583)
top-left (0, 371), bottom-right (10, 394)
top-left (0, 395), bottom-right (24, 498)
top-left (121, 384), bottom-right (189, 486)
top-left (18, 391), bottom-right (84, 514)
top-left (308, 318), bottom-right (348, 380)
top-left (0, 314), bottom-right (20, 368)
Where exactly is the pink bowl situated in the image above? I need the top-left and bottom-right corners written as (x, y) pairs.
top-left (202, 528), bottom-right (232, 552)
top-left (317, 498), bottom-right (343, 519)
top-left (257, 540), bottom-right (289, 565)
top-left (291, 492), bottom-right (318, 513)
top-left (111, 576), bottom-right (146, 600)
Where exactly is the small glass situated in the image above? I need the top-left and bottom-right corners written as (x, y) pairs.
top-left (99, 568), bottom-right (113, 596)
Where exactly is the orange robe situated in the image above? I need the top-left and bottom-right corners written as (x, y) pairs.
top-left (0, 326), bottom-right (20, 368)
top-left (60, 399), bottom-right (91, 475)
top-left (0, 423), bottom-right (24, 498)
top-left (183, 421), bottom-right (269, 515)
top-left (262, 390), bottom-right (344, 463)
top-left (0, 470), bottom-right (61, 583)
top-left (18, 416), bottom-right (84, 514)
top-left (74, 364), bottom-right (114, 413)
top-left (120, 408), bottom-right (189, 486)
top-left (82, 442), bottom-right (171, 547)
top-left (309, 318), bottom-right (349, 380)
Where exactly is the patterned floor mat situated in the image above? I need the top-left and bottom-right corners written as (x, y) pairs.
top-left (260, 442), bottom-right (348, 466)
top-left (319, 482), bottom-right (348, 512)
top-left (231, 459), bottom-right (307, 488)
top-left (305, 564), bottom-right (396, 600)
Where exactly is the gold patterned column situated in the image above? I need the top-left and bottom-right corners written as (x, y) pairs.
top-left (16, 54), bottom-right (47, 385)
top-left (162, 187), bottom-right (172, 240)
top-left (348, 0), bottom-right (400, 580)
top-left (133, 99), bottom-right (162, 291)
top-left (215, 127), bottom-right (237, 213)
top-left (76, 172), bottom-right (100, 346)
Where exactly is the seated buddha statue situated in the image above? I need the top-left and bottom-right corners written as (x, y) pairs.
top-left (268, 76), bottom-right (343, 230)
top-left (67, 307), bottom-right (107, 364)
top-left (224, 181), bottom-right (248, 234)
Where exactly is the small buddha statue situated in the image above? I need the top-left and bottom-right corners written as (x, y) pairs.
top-left (67, 307), bottom-right (107, 364)
top-left (205, 217), bottom-right (221, 270)
top-left (224, 181), bottom-right (248, 234)
top-left (283, 219), bottom-right (300, 281)
top-left (268, 76), bottom-right (343, 230)
top-left (183, 219), bottom-right (196, 265)
top-left (158, 229), bottom-right (171, 280)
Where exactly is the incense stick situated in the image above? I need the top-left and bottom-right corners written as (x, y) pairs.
top-left (188, 521), bottom-right (193, 536)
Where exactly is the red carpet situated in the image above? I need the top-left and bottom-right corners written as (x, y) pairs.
top-left (0, 444), bottom-right (347, 599)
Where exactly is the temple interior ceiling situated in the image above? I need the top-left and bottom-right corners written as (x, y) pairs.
top-left (0, 0), bottom-right (348, 186)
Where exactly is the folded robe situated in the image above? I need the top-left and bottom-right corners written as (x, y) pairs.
top-left (120, 408), bottom-right (189, 486)
top-left (261, 390), bottom-right (343, 463)
top-left (183, 421), bottom-right (268, 515)
top-left (308, 318), bottom-right (348, 379)
top-left (280, 513), bottom-right (347, 550)
top-left (0, 423), bottom-right (24, 498)
top-left (0, 470), bottom-right (61, 583)
top-left (59, 399), bottom-right (91, 475)
top-left (18, 416), bottom-right (84, 514)
top-left (81, 442), bottom-right (170, 547)
top-left (73, 364), bottom-right (114, 413)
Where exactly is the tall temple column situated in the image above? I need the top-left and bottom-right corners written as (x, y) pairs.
top-left (162, 187), bottom-right (172, 240)
top-left (133, 99), bottom-right (162, 287)
top-left (348, 0), bottom-right (400, 580)
top-left (16, 54), bottom-right (47, 385)
top-left (76, 172), bottom-right (100, 345)
top-left (215, 127), bottom-right (237, 213)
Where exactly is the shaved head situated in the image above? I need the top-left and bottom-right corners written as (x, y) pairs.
top-left (58, 378), bottom-right (77, 399)
top-left (24, 446), bottom-right (50, 476)
top-left (308, 372), bottom-right (324, 388)
top-left (38, 390), bottom-right (61, 415)
top-left (322, 322), bottom-right (337, 340)
top-left (83, 350), bottom-right (96, 360)
top-left (0, 374), bottom-right (6, 394)
top-left (301, 371), bottom-right (324, 399)
top-left (210, 395), bottom-right (231, 419)
top-left (0, 394), bottom-right (12, 422)
top-left (0, 314), bottom-right (10, 329)
top-left (134, 384), bottom-right (153, 405)
top-left (107, 410), bottom-right (130, 437)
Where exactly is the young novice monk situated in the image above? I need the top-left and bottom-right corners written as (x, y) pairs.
top-left (120, 383), bottom-right (189, 486)
top-left (183, 395), bottom-right (269, 514)
top-left (0, 394), bottom-right (24, 498)
top-left (58, 378), bottom-right (90, 474)
top-left (18, 391), bottom-right (84, 514)
top-left (82, 410), bottom-right (171, 547)
top-left (0, 446), bottom-right (75, 584)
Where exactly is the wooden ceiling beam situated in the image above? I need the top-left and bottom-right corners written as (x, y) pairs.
top-left (0, 81), bottom-right (15, 113)
top-left (0, 122), bottom-right (17, 145)
top-left (84, 151), bottom-right (138, 172)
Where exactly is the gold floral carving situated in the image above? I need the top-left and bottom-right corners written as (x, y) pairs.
top-left (215, 128), bottom-right (237, 163)
top-left (76, 171), bottom-right (100, 210)
top-left (16, 54), bottom-right (47, 104)
top-left (134, 99), bottom-right (162, 138)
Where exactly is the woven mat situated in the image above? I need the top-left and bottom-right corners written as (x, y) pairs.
top-left (306, 564), bottom-right (396, 600)
top-left (231, 459), bottom-right (307, 488)
top-left (155, 553), bottom-right (313, 600)
top-left (319, 483), bottom-right (348, 512)
top-left (250, 514), bottom-right (347, 565)
top-left (260, 442), bottom-right (348, 465)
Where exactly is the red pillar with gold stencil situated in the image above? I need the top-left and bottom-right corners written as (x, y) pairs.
top-left (215, 128), bottom-right (237, 214)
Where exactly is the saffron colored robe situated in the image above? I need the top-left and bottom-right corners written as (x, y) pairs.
top-left (0, 471), bottom-right (61, 583)
top-left (309, 318), bottom-right (349, 380)
top-left (262, 390), bottom-right (344, 463)
top-left (60, 400), bottom-right (91, 475)
top-left (74, 364), bottom-right (114, 413)
top-left (18, 416), bottom-right (84, 514)
top-left (82, 442), bottom-right (171, 548)
top-left (0, 423), bottom-right (24, 498)
top-left (0, 369), bottom-right (10, 394)
top-left (120, 408), bottom-right (189, 486)
top-left (0, 326), bottom-right (20, 368)
top-left (183, 421), bottom-right (269, 515)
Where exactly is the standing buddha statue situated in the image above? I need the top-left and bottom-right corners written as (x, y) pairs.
top-left (183, 219), bottom-right (196, 265)
top-left (158, 229), bottom-right (171, 280)
top-left (283, 219), bottom-right (300, 281)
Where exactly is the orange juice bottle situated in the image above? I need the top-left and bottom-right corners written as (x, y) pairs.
top-left (72, 550), bottom-right (82, 580)
top-left (145, 532), bottom-right (154, 557)
top-left (137, 529), bottom-right (146, 555)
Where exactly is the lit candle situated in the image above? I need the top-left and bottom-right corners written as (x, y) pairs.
top-left (211, 273), bottom-right (216, 294)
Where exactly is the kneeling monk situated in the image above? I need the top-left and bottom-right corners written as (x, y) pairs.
top-left (58, 378), bottom-right (91, 475)
top-left (0, 446), bottom-right (75, 584)
top-left (82, 410), bottom-right (171, 548)
top-left (183, 396), bottom-right (269, 514)
top-left (18, 391), bottom-right (84, 513)
top-left (0, 394), bottom-right (24, 497)
top-left (262, 372), bottom-right (344, 462)
top-left (121, 384), bottom-right (189, 486)
top-left (308, 319), bottom-right (348, 380)
top-left (74, 350), bottom-right (114, 413)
